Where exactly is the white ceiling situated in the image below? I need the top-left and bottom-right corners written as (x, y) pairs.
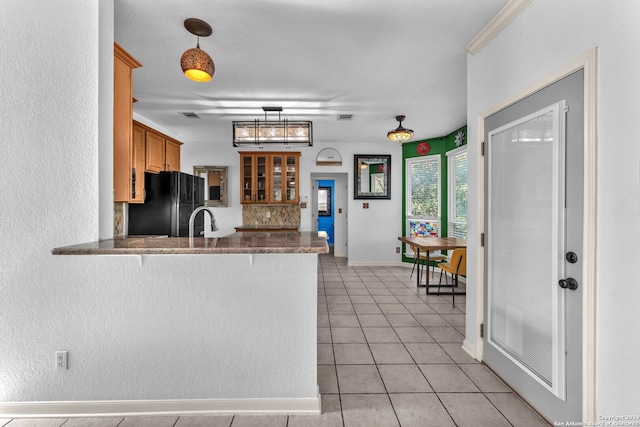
top-left (114, 0), bottom-right (508, 146)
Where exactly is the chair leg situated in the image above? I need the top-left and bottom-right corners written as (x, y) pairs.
top-left (410, 257), bottom-right (418, 278)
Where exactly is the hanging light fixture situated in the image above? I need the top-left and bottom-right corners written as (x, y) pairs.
top-left (180, 18), bottom-right (215, 83)
top-left (232, 107), bottom-right (313, 147)
top-left (387, 115), bottom-right (414, 142)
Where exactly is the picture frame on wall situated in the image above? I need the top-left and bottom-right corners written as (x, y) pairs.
top-left (354, 154), bottom-right (391, 200)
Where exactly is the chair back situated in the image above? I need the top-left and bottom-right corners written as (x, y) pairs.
top-left (450, 248), bottom-right (467, 275)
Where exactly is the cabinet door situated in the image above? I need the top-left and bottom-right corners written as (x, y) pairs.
top-left (255, 154), bottom-right (268, 203)
top-left (270, 154), bottom-right (284, 203)
top-left (165, 139), bottom-right (181, 171)
top-left (240, 153), bottom-right (269, 203)
top-left (146, 131), bottom-right (165, 172)
top-left (241, 154), bottom-right (254, 203)
top-left (130, 124), bottom-right (146, 203)
top-left (113, 54), bottom-right (133, 202)
top-left (285, 153), bottom-right (299, 203)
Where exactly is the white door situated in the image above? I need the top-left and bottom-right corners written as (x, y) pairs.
top-left (484, 70), bottom-right (583, 422)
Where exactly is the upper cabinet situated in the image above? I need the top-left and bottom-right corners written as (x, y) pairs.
top-left (270, 152), bottom-right (300, 203)
top-left (240, 152), bottom-right (300, 204)
top-left (241, 152), bottom-right (269, 204)
top-left (113, 43), bottom-right (142, 203)
top-left (135, 121), bottom-right (183, 173)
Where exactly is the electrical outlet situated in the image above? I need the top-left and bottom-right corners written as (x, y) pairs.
top-left (56, 351), bottom-right (68, 370)
top-left (396, 247), bottom-right (401, 253)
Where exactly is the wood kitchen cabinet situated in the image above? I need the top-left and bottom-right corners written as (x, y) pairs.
top-left (165, 139), bottom-right (181, 172)
top-left (133, 121), bottom-right (183, 173)
top-left (239, 152), bottom-right (301, 204)
top-left (240, 152), bottom-right (269, 204)
top-left (130, 124), bottom-right (146, 203)
top-left (145, 128), bottom-right (182, 173)
top-left (113, 43), bottom-right (142, 203)
top-left (270, 152), bottom-right (300, 204)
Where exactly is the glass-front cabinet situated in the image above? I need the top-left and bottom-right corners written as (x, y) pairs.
top-left (240, 151), bottom-right (300, 204)
top-left (241, 153), bottom-right (269, 203)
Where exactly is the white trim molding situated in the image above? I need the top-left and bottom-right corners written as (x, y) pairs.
top-left (462, 339), bottom-right (480, 362)
top-left (475, 48), bottom-right (597, 422)
top-left (0, 394), bottom-right (321, 418)
top-left (466, 0), bottom-right (534, 55)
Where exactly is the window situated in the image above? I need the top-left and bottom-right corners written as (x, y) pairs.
top-left (447, 146), bottom-right (467, 239)
top-left (406, 155), bottom-right (441, 219)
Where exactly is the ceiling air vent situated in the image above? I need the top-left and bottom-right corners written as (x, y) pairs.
top-left (180, 112), bottom-right (201, 119)
top-left (337, 114), bottom-right (353, 121)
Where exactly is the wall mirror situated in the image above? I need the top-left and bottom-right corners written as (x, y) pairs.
top-left (318, 186), bottom-right (332, 216)
top-left (354, 154), bottom-right (391, 199)
top-left (193, 166), bottom-right (228, 207)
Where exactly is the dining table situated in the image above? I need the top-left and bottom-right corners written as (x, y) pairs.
top-left (397, 236), bottom-right (467, 294)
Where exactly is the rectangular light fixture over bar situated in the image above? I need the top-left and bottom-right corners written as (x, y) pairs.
top-left (233, 107), bottom-right (313, 147)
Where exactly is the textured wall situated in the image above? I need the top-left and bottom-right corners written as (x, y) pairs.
top-left (467, 0), bottom-right (640, 415)
top-left (0, 0), bottom-right (317, 404)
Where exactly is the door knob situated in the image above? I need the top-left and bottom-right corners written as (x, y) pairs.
top-left (559, 278), bottom-right (579, 290)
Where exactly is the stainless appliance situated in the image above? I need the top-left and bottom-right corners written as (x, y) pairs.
top-left (128, 171), bottom-right (205, 237)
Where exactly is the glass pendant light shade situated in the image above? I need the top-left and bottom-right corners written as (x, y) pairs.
top-left (181, 43), bottom-right (215, 82)
top-left (387, 115), bottom-right (414, 142)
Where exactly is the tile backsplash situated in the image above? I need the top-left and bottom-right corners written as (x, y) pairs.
top-left (243, 204), bottom-right (301, 226)
top-left (114, 203), bottom-right (125, 237)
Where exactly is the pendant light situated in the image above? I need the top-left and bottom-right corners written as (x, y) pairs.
top-left (180, 18), bottom-right (215, 83)
top-left (387, 115), bottom-right (414, 142)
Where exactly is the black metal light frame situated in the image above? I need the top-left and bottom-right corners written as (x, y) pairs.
top-left (232, 107), bottom-right (313, 147)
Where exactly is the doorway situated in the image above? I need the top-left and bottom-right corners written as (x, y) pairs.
top-left (317, 180), bottom-right (334, 245)
top-left (311, 173), bottom-right (348, 257)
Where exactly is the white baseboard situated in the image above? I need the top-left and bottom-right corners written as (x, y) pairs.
top-left (462, 339), bottom-right (481, 361)
top-left (347, 261), bottom-right (408, 267)
top-left (0, 394), bottom-right (321, 418)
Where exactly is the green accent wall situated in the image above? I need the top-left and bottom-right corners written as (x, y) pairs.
top-left (401, 125), bottom-right (467, 263)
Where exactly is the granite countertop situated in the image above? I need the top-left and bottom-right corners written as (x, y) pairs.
top-left (52, 232), bottom-right (329, 255)
top-left (234, 225), bottom-right (299, 232)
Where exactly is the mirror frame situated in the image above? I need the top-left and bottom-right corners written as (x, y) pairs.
top-left (354, 154), bottom-right (391, 200)
top-left (318, 186), bottom-right (332, 216)
top-left (193, 165), bottom-right (228, 207)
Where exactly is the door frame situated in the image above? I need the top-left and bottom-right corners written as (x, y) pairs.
top-left (473, 48), bottom-right (597, 421)
top-left (310, 172), bottom-right (348, 257)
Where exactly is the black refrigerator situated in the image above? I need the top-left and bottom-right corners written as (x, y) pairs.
top-left (128, 171), bottom-right (205, 237)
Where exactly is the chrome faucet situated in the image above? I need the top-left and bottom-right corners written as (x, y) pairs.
top-left (188, 206), bottom-right (219, 238)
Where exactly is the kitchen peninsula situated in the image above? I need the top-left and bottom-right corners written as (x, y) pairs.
top-left (52, 231), bottom-right (326, 255)
top-left (47, 232), bottom-right (328, 416)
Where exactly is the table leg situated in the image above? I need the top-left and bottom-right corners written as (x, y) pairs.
top-left (415, 247), bottom-right (422, 288)
top-left (425, 251), bottom-right (431, 293)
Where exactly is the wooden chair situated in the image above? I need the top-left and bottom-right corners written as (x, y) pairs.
top-left (437, 248), bottom-right (466, 307)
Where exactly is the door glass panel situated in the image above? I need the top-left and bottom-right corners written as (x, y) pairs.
top-left (286, 155), bottom-right (296, 201)
top-left (272, 156), bottom-right (283, 202)
top-left (487, 101), bottom-right (566, 398)
top-left (257, 155), bottom-right (267, 202)
top-left (243, 156), bottom-right (253, 202)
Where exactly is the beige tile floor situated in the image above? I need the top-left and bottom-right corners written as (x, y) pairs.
top-left (1, 253), bottom-right (549, 427)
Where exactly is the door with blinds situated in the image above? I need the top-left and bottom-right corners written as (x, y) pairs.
top-left (484, 70), bottom-right (584, 422)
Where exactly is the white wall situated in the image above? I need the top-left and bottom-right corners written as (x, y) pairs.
top-left (299, 142), bottom-right (403, 265)
top-left (0, 0), bottom-right (318, 407)
top-left (467, 0), bottom-right (640, 415)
